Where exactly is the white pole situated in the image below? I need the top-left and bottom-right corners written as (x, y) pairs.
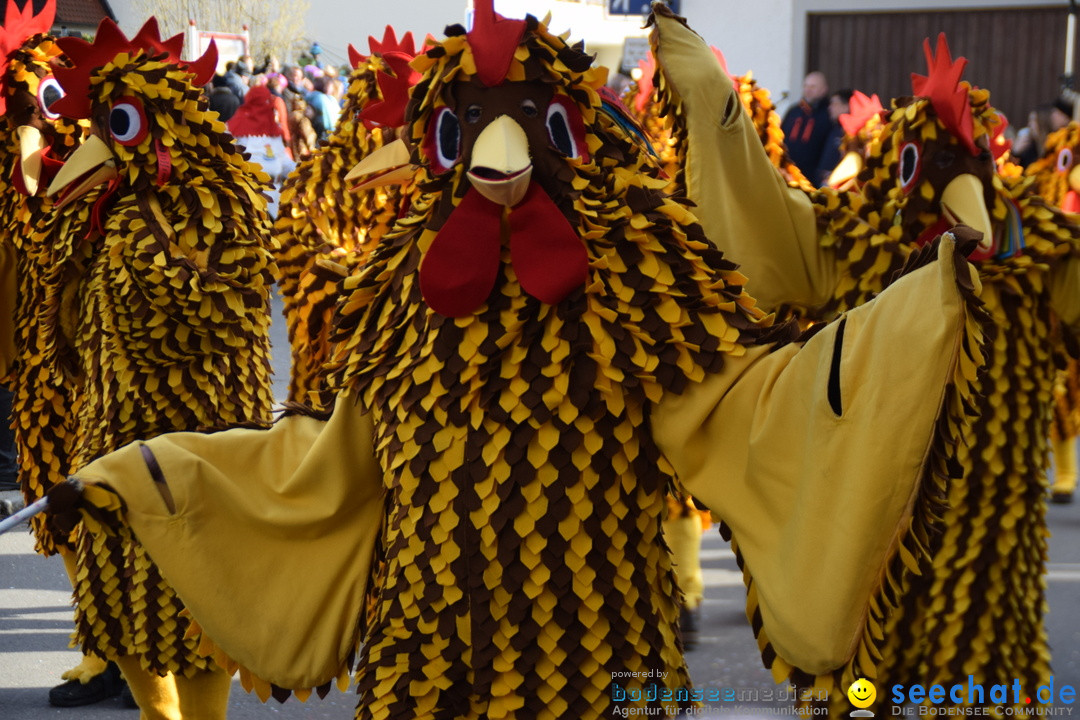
top-left (0, 496), bottom-right (48, 536)
top-left (1067, 12), bottom-right (1076, 76)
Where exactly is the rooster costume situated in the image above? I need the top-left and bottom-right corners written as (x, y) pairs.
top-left (1024, 124), bottom-right (1080, 503)
top-left (39, 16), bottom-right (277, 718)
top-left (273, 28), bottom-right (420, 405)
top-left (650, 7), bottom-right (1080, 711)
top-left (61, 5), bottom-right (987, 718)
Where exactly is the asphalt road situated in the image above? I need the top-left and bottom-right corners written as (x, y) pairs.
top-left (0, 290), bottom-right (1078, 718)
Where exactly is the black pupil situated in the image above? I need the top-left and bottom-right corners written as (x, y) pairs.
top-left (548, 111), bottom-right (573, 156)
top-left (438, 111), bottom-right (460, 160)
top-left (901, 146), bottom-right (917, 182)
top-left (110, 107), bottom-right (132, 137)
top-left (41, 84), bottom-right (62, 110)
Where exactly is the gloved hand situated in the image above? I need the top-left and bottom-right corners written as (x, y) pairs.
top-left (45, 477), bottom-right (84, 538)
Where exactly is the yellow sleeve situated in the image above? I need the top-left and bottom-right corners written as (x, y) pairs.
top-left (75, 392), bottom-right (382, 698)
top-left (650, 10), bottom-right (835, 313)
top-left (652, 237), bottom-right (986, 686)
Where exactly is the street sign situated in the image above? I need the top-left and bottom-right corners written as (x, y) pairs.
top-left (608, 0), bottom-right (679, 16)
top-left (621, 37), bottom-right (650, 74)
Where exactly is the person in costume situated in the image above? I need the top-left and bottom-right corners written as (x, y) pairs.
top-left (1024, 122), bottom-right (1080, 503)
top-left (624, 47), bottom-right (819, 646)
top-left (649, 6), bottom-right (1080, 712)
top-left (824, 90), bottom-right (887, 190)
top-left (0, 0), bottom-right (128, 705)
top-left (39, 16), bottom-right (278, 719)
top-left (273, 27), bottom-right (421, 406)
top-left (227, 84), bottom-right (295, 216)
top-left (48, 4), bottom-right (987, 718)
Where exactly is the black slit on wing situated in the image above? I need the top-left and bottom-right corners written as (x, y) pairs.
top-left (828, 318), bottom-right (847, 416)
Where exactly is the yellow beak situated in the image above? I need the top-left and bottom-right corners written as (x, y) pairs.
top-left (344, 138), bottom-right (416, 192)
top-left (467, 115), bottom-right (532, 207)
top-left (16, 125), bottom-right (46, 196)
top-left (940, 173), bottom-right (993, 251)
top-left (46, 134), bottom-right (118, 209)
top-left (826, 151), bottom-right (863, 190)
top-left (1068, 163), bottom-right (1080, 195)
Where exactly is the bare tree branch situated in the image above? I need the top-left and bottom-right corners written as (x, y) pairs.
top-left (129, 0), bottom-right (313, 64)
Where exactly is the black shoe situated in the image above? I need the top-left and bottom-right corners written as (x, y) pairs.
top-left (48, 661), bottom-right (126, 707)
top-left (679, 606), bottom-right (699, 651)
top-left (1051, 490), bottom-right (1074, 504)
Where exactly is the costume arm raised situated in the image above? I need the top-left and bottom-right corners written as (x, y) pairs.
top-left (72, 392), bottom-right (382, 699)
top-left (652, 236), bottom-right (986, 686)
top-left (649, 7), bottom-right (835, 312)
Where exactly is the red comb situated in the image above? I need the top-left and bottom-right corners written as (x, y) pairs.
top-left (633, 52), bottom-right (654, 115)
top-left (990, 112), bottom-right (1010, 161)
top-left (0, 0), bottom-right (57, 115)
top-left (839, 90), bottom-right (884, 137)
top-left (349, 26), bottom-right (418, 69)
top-left (468, 0), bottom-right (526, 87)
top-left (359, 51), bottom-right (421, 129)
top-left (1, 0), bottom-right (55, 61)
top-left (52, 16), bottom-right (216, 119)
top-left (911, 33), bottom-right (977, 155)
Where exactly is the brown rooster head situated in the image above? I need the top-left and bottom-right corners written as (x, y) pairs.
top-left (1, 0), bottom-right (82, 195)
top-left (45, 17), bottom-right (218, 209)
top-left (827, 90), bottom-right (885, 190)
top-left (860, 33), bottom-right (1004, 258)
top-left (351, 0), bottom-right (620, 317)
top-left (1025, 122), bottom-right (1080, 213)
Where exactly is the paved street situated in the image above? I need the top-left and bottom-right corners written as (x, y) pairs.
top-left (0, 290), bottom-right (1078, 718)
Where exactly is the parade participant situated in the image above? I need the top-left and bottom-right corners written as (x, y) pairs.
top-left (274, 27), bottom-right (420, 405)
top-left (42, 16), bottom-right (278, 719)
top-left (650, 6), bottom-right (1080, 711)
top-left (0, 0), bottom-right (126, 705)
top-left (1025, 121), bottom-right (1080, 504)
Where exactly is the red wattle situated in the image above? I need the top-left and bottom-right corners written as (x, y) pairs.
top-left (509, 183), bottom-right (588, 306)
top-left (420, 188), bottom-right (503, 317)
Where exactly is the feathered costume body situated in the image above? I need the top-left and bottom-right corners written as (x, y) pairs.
top-left (814, 88), bottom-right (1077, 707)
top-left (325, 20), bottom-right (750, 716)
top-left (273, 29), bottom-right (418, 405)
top-left (650, 13), bottom-right (1080, 708)
top-left (0, 0), bottom-right (91, 555)
top-left (1022, 124), bottom-right (1080, 500)
top-left (62, 6), bottom-right (987, 720)
top-left (43, 18), bottom-right (277, 676)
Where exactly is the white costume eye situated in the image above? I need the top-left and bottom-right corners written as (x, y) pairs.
top-left (898, 141), bottom-right (921, 193)
top-left (545, 96), bottom-right (588, 161)
top-left (430, 106), bottom-right (461, 173)
top-left (109, 97), bottom-right (148, 147)
top-left (37, 76), bottom-right (65, 120)
top-left (1056, 147), bottom-right (1073, 173)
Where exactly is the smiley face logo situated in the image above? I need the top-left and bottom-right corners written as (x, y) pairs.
top-left (847, 678), bottom-right (876, 708)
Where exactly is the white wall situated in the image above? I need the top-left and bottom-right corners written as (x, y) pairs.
top-left (110, 0), bottom-right (1071, 113)
top-left (678, 0), bottom-right (798, 110)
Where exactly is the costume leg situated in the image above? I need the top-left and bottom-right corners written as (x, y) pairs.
top-left (174, 666), bottom-right (231, 719)
top-left (665, 499), bottom-right (705, 650)
top-left (665, 513), bottom-right (704, 611)
top-left (114, 656), bottom-right (182, 720)
top-left (59, 548), bottom-right (110, 682)
top-left (1051, 436), bottom-right (1077, 503)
